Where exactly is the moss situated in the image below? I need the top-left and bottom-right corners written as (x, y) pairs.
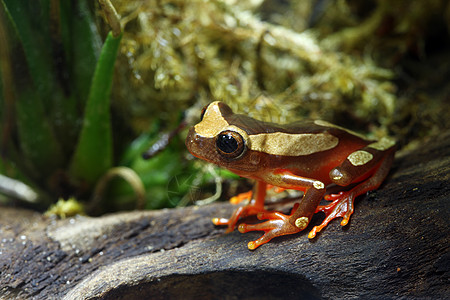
top-left (111, 0), bottom-right (396, 134)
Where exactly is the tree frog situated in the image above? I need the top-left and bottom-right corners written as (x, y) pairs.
top-left (186, 101), bottom-right (395, 250)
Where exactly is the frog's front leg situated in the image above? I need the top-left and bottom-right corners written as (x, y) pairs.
top-left (229, 185), bottom-right (285, 204)
top-left (238, 172), bottom-right (326, 250)
top-left (212, 180), bottom-right (269, 233)
top-left (309, 144), bottom-right (395, 238)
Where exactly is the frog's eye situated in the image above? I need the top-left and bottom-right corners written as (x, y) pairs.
top-left (216, 130), bottom-right (245, 159)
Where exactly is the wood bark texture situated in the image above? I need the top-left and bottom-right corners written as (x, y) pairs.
top-left (1, 131), bottom-right (449, 299)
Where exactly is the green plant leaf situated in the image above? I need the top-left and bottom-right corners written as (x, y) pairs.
top-left (63, 0), bottom-right (102, 105)
top-left (2, 0), bottom-right (53, 99)
top-left (69, 31), bottom-right (122, 185)
top-left (14, 88), bottom-right (64, 176)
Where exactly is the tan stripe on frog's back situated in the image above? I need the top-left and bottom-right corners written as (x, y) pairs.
top-left (368, 137), bottom-right (396, 151)
top-left (249, 132), bottom-right (339, 156)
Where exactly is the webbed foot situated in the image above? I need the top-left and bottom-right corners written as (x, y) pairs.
top-left (212, 204), bottom-right (268, 233)
top-left (308, 192), bottom-right (354, 238)
top-left (237, 205), bottom-right (309, 250)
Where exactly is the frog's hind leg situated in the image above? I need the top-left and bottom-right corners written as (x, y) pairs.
top-left (309, 147), bottom-right (395, 239)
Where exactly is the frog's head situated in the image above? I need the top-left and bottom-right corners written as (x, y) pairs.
top-left (186, 101), bottom-right (260, 173)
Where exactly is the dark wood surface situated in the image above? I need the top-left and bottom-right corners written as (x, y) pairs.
top-left (1, 131), bottom-right (449, 299)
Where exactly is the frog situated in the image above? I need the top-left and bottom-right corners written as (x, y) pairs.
top-left (185, 101), bottom-right (396, 250)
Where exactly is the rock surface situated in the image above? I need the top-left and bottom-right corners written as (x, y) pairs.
top-left (1, 130), bottom-right (449, 299)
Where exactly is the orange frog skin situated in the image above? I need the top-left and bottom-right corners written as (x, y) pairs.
top-left (186, 101), bottom-right (396, 250)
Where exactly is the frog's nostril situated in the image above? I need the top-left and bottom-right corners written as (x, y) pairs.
top-left (195, 133), bottom-right (205, 143)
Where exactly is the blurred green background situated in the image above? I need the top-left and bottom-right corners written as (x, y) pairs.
top-left (1, 0), bottom-right (449, 217)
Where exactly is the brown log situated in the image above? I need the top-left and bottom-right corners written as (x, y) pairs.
top-left (1, 130), bottom-right (449, 299)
